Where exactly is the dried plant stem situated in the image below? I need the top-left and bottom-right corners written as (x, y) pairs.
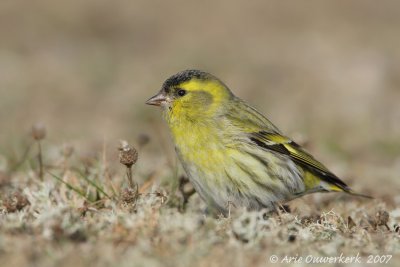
top-left (126, 166), bottom-right (134, 189)
top-left (31, 122), bottom-right (46, 180)
top-left (37, 141), bottom-right (44, 180)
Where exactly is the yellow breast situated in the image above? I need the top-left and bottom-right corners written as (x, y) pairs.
top-left (170, 118), bottom-right (228, 176)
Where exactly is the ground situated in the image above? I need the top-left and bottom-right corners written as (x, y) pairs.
top-left (0, 151), bottom-right (399, 267)
top-left (1, 1), bottom-right (400, 266)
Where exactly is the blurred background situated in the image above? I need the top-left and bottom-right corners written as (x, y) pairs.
top-left (1, 0), bottom-right (399, 196)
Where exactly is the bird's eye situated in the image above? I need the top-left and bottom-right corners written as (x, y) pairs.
top-left (177, 89), bottom-right (186, 97)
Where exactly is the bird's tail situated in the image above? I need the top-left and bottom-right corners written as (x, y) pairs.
top-left (344, 188), bottom-right (373, 199)
top-left (329, 184), bottom-right (373, 199)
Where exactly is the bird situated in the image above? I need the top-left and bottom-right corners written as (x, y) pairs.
top-left (146, 69), bottom-right (370, 215)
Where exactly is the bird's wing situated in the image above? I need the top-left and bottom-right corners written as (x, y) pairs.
top-left (248, 130), bottom-right (351, 192)
top-left (225, 98), bottom-right (371, 197)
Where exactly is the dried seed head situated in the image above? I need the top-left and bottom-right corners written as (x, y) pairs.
top-left (375, 210), bottom-right (389, 226)
top-left (118, 140), bottom-right (138, 167)
top-left (31, 122), bottom-right (46, 140)
top-left (121, 187), bottom-right (139, 205)
top-left (3, 191), bottom-right (30, 213)
top-left (178, 175), bottom-right (196, 210)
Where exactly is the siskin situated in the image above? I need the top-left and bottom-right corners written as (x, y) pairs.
top-left (146, 70), bottom-right (370, 215)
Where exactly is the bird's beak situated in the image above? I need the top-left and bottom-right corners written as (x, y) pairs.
top-left (146, 91), bottom-right (167, 106)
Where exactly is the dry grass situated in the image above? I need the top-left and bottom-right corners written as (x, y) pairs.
top-left (1, 0), bottom-right (400, 266)
top-left (0, 133), bottom-right (399, 267)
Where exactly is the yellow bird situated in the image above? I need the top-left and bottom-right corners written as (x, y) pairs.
top-left (146, 70), bottom-right (370, 215)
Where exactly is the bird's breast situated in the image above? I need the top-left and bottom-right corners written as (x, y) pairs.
top-left (171, 120), bottom-right (228, 175)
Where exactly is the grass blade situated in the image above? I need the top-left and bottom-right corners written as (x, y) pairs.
top-left (48, 171), bottom-right (91, 201)
top-left (76, 170), bottom-right (111, 199)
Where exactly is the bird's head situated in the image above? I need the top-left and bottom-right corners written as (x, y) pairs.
top-left (146, 70), bottom-right (233, 121)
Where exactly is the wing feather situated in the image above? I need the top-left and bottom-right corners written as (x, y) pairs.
top-left (249, 131), bottom-right (350, 190)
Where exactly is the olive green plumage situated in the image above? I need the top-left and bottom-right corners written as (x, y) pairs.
top-left (146, 70), bottom-right (370, 215)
